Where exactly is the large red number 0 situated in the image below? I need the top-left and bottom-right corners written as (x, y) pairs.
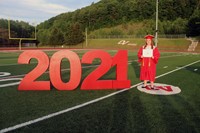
top-left (49, 50), bottom-right (81, 90)
top-left (18, 50), bottom-right (50, 90)
top-left (81, 50), bottom-right (113, 90)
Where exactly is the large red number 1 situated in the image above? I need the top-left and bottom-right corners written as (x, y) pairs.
top-left (112, 50), bottom-right (131, 88)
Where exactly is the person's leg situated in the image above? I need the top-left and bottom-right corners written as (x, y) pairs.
top-left (142, 80), bottom-right (147, 88)
top-left (150, 81), bottom-right (154, 89)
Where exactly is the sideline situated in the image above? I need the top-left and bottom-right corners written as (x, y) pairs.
top-left (0, 60), bottom-right (199, 133)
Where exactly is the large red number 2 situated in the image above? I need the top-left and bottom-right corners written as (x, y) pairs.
top-left (81, 50), bottom-right (113, 89)
top-left (18, 50), bottom-right (50, 90)
top-left (18, 50), bottom-right (130, 90)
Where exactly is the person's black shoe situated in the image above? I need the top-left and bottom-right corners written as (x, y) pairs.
top-left (142, 85), bottom-right (146, 88)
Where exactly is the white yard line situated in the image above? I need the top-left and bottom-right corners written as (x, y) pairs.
top-left (0, 59), bottom-right (199, 133)
top-left (0, 54), bottom-right (186, 80)
top-left (0, 64), bottom-right (100, 80)
top-left (0, 54), bottom-right (185, 67)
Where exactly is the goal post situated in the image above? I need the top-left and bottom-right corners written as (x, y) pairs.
top-left (8, 19), bottom-right (37, 50)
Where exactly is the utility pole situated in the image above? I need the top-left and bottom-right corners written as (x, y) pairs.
top-left (155, 0), bottom-right (159, 46)
top-left (85, 27), bottom-right (88, 47)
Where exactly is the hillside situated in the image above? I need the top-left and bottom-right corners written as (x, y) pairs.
top-left (36, 0), bottom-right (199, 45)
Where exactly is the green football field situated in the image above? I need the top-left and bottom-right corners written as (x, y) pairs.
top-left (0, 49), bottom-right (200, 133)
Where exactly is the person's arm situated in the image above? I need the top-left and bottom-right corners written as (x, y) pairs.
top-left (152, 47), bottom-right (160, 64)
top-left (137, 47), bottom-right (143, 63)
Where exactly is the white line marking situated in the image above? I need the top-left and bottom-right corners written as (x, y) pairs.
top-left (0, 64), bottom-right (100, 80)
top-left (163, 66), bottom-right (168, 69)
top-left (0, 72), bottom-right (11, 77)
top-left (0, 54), bottom-right (187, 80)
top-left (0, 78), bottom-right (22, 88)
top-left (156, 60), bottom-right (200, 79)
top-left (0, 59), bottom-right (199, 133)
top-left (0, 54), bottom-right (185, 67)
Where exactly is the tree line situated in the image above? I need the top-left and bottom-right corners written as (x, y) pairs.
top-left (37, 0), bottom-right (199, 45)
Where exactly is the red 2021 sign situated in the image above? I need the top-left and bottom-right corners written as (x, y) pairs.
top-left (18, 50), bottom-right (130, 90)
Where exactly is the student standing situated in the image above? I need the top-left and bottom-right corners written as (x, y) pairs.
top-left (137, 35), bottom-right (160, 89)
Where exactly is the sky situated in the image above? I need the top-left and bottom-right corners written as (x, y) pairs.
top-left (0, 0), bottom-right (100, 25)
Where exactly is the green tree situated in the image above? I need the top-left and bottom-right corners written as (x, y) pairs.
top-left (172, 18), bottom-right (187, 34)
top-left (49, 27), bottom-right (64, 47)
top-left (37, 29), bottom-right (50, 45)
top-left (64, 22), bottom-right (84, 45)
top-left (186, 8), bottom-right (200, 37)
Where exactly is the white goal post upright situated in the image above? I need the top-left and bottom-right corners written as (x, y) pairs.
top-left (8, 19), bottom-right (37, 50)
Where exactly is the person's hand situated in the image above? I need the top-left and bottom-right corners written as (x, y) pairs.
top-left (141, 55), bottom-right (143, 58)
top-left (152, 56), bottom-right (154, 59)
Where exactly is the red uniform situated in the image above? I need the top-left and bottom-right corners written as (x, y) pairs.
top-left (138, 46), bottom-right (160, 82)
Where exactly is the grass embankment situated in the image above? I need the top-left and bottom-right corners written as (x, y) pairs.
top-left (195, 42), bottom-right (200, 53)
top-left (2, 38), bottom-right (193, 53)
top-left (81, 38), bottom-right (191, 52)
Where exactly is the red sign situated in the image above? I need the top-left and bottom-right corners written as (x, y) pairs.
top-left (18, 50), bottom-right (131, 90)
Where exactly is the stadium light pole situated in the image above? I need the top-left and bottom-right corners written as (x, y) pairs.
top-left (155, 0), bottom-right (159, 47)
